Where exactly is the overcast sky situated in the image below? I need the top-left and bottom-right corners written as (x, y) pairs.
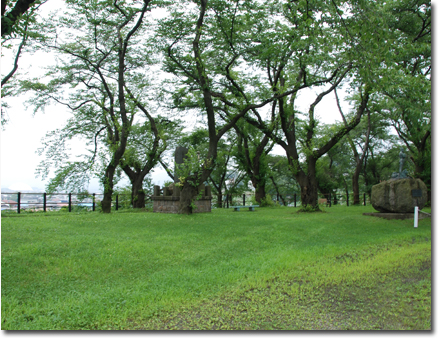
top-left (1, 0), bottom-right (363, 193)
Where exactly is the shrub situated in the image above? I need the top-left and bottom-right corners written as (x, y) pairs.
top-left (298, 204), bottom-right (323, 213)
top-left (260, 194), bottom-right (276, 207)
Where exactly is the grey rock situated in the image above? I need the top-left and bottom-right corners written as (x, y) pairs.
top-left (371, 178), bottom-right (428, 213)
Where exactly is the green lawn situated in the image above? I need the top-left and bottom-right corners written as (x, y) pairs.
top-left (1, 205), bottom-right (431, 330)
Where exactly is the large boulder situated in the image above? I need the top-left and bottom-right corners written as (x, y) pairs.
top-left (371, 178), bottom-right (428, 213)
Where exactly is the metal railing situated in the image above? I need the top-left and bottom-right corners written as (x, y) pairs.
top-left (2, 191), bottom-right (371, 213)
top-left (319, 192), bottom-right (370, 207)
top-left (1, 192), bottom-right (152, 214)
top-left (212, 192), bottom-right (370, 208)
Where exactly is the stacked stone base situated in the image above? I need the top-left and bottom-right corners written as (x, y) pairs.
top-left (153, 196), bottom-right (212, 213)
top-left (152, 184), bottom-right (212, 214)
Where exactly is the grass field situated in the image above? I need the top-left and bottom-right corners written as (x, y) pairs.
top-left (1, 205), bottom-right (431, 330)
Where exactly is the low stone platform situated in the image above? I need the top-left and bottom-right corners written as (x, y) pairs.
top-left (152, 184), bottom-right (212, 214)
top-left (363, 212), bottom-right (430, 220)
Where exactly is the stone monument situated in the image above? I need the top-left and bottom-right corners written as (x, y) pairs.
top-left (174, 146), bottom-right (188, 184)
top-left (365, 149), bottom-right (428, 220)
top-left (370, 178), bottom-right (428, 213)
top-left (398, 148), bottom-right (406, 176)
top-left (151, 146), bottom-right (212, 213)
top-left (389, 148), bottom-right (410, 180)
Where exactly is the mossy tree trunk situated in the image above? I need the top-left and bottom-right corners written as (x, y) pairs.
top-left (178, 183), bottom-right (199, 214)
top-left (131, 177), bottom-right (146, 208)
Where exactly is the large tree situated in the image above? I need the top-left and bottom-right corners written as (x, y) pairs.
top-left (173, 127), bottom-right (243, 208)
top-left (334, 89), bottom-right (372, 205)
top-left (211, 0), bottom-right (372, 210)
top-left (120, 116), bottom-right (182, 208)
top-left (266, 154), bottom-right (301, 206)
top-left (315, 107), bottom-right (397, 204)
top-left (379, 0), bottom-right (431, 196)
top-left (344, 0), bottom-right (431, 196)
top-left (158, 0), bottom-right (280, 214)
top-left (26, 0), bottom-right (158, 212)
top-left (233, 120), bottom-right (275, 205)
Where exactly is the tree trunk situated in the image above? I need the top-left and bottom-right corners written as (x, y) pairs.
top-left (296, 158), bottom-right (320, 210)
top-left (298, 178), bottom-right (319, 210)
top-left (101, 191), bottom-right (112, 213)
top-left (177, 162), bottom-right (216, 214)
top-left (209, 175), bottom-right (224, 208)
top-left (251, 154), bottom-right (267, 205)
top-left (217, 191), bottom-right (223, 208)
top-left (352, 166), bottom-right (361, 205)
top-left (254, 183), bottom-right (266, 205)
top-left (101, 135), bottom-right (129, 213)
top-left (178, 182), bottom-right (199, 214)
top-left (342, 177), bottom-right (349, 205)
top-left (352, 110), bottom-right (371, 206)
top-left (412, 159), bottom-right (430, 204)
top-left (332, 191), bottom-right (338, 205)
top-left (131, 178), bottom-right (145, 208)
top-left (101, 164), bottom-right (116, 213)
top-left (270, 175), bottom-right (286, 206)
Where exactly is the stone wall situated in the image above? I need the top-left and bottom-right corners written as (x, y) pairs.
top-left (152, 184), bottom-right (212, 214)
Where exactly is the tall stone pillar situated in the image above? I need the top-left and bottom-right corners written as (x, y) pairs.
top-left (174, 146), bottom-right (188, 184)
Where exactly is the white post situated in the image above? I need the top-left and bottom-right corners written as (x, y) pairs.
top-left (414, 206), bottom-right (419, 228)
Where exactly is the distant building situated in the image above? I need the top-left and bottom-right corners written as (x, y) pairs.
top-left (1, 199), bottom-right (17, 210)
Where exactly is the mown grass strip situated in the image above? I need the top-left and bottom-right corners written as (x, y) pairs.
top-left (1, 205), bottom-right (431, 330)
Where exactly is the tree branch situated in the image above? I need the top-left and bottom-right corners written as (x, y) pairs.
top-left (1, 24), bottom-right (27, 86)
top-left (1, 0), bottom-right (37, 36)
